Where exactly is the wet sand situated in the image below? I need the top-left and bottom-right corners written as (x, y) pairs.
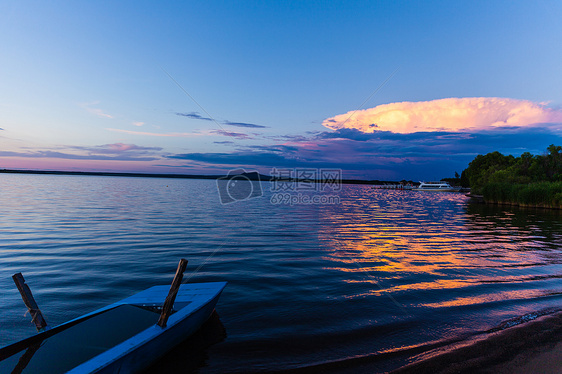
top-left (392, 311), bottom-right (562, 374)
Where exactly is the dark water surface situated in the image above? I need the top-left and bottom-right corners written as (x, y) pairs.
top-left (1, 174), bottom-right (562, 373)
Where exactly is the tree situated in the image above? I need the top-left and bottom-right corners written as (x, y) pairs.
top-left (545, 144), bottom-right (562, 181)
top-left (461, 145), bottom-right (562, 192)
top-left (463, 151), bottom-right (515, 193)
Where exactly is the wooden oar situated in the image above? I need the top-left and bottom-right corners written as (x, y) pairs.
top-left (12, 273), bottom-right (48, 332)
top-left (157, 259), bottom-right (188, 328)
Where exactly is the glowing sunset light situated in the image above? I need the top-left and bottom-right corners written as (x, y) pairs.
top-left (323, 98), bottom-right (562, 134)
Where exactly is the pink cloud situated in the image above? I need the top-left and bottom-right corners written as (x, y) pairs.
top-left (323, 97), bottom-right (562, 134)
top-left (107, 143), bottom-right (142, 152)
top-left (79, 101), bottom-right (113, 119)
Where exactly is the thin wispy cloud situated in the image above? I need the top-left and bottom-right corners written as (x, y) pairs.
top-left (211, 130), bottom-right (253, 139)
top-left (168, 151), bottom-right (290, 166)
top-left (323, 97), bottom-right (562, 134)
top-left (264, 134), bottom-right (311, 142)
top-left (1, 142), bottom-right (164, 162)
top-left (107, 128), bottom-right (202, 137)
top-left (223, 121), bottom-right (267, 129)
top-left (132, 122), bottom-right (144, 127)
top-left (176, 112), bottom-right (267, 128)
top-left (70, 143), bottom-right (162, 154)
top-left (0, 150), bottom-right (158, 162)
top-left (79, 101), bottom-right (114, 119)
top-left (176, 112), bottom-right (213, 121)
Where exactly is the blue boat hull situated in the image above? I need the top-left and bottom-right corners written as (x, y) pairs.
top-left (96, 290), bottom-right (222, 373)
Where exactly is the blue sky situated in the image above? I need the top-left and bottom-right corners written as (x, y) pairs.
top-left (1, 1), bottom-right (562, 180)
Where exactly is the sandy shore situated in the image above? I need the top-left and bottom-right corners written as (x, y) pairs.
top-left (391, 311), bottom-right (562, 374)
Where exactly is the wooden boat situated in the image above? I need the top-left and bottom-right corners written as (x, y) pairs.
top-left (0, 264), bottom-right (226, 373)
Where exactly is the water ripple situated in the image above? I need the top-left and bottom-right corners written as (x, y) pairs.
top-left (1, 175), bottom-right (561, 373)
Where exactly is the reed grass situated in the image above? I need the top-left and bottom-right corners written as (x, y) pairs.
top-left (482, 181), bottom-right (562, 208)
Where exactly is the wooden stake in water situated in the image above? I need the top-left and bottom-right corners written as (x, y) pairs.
top-left (157, 259), bottom-right (188, 328)
top-left (12, 273), bottom-right (48, 332)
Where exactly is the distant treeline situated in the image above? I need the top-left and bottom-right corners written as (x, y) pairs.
top-left (461, 144), bottom-right (562, 208)
top-left (0, 169), bottom-right (402, 186)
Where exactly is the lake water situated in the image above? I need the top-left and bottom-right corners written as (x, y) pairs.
top-left (1, 173), bottom-right (562, 373)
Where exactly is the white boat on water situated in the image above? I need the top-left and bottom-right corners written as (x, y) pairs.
top-left (414, 181), bottom-right (461, 192)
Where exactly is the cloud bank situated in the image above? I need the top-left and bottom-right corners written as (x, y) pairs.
top-left (323, 97), bottom-right (562, 134)
top-left (166, 125), bottom-right (562, 180)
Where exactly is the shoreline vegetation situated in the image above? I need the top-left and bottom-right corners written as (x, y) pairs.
top-left (462, 144), bottom-right (562, 209)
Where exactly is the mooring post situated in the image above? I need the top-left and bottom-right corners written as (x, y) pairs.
top-left (157, 258), bottom-right (188, 328)
top-left (12, 273), bottom-right (48, 332)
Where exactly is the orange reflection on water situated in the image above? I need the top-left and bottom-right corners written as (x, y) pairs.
top-left (317, 189), bottom-right (555, 309)
top-left (420, 289), bottom-right (546, 308)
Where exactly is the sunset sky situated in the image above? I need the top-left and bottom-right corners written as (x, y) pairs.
top-left (1, 1), bottom-right (562, 180)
